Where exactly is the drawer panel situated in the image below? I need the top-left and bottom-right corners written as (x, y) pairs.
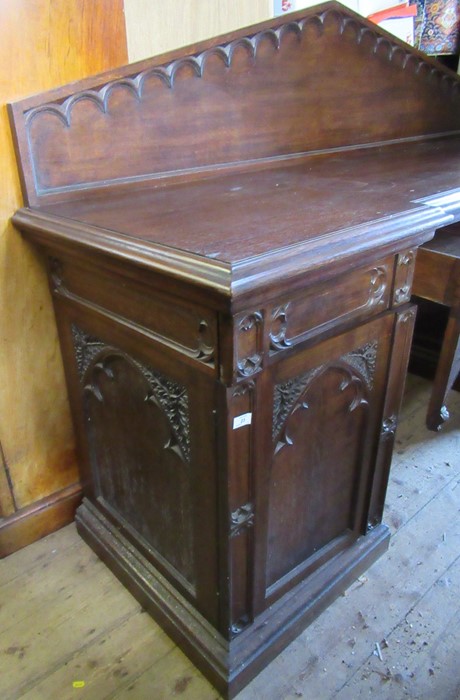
top-left (412, 248), bottom-right (455, 305)
top-left (267, 256), bottom-right (393, 354)
top-left (49, 256), bottom-right (217, 371)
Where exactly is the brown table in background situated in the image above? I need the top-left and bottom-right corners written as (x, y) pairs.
top-left (413, 224), bottom-right (460, 430)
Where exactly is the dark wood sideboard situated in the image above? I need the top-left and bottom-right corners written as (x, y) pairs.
top-left (8, 3), bottom-right (460, 696)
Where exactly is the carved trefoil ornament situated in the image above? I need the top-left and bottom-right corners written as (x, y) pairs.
top-left (236, 312), bottom-right (264, 378)
top-left (397, 307), bottom-right (417, 325)
top-left (49, 256), bottom-right (64, 291)
top-left (232, 380), bottom-right (255, 398)
top-left (195, 319), bottom-right (215, 364)
top-left (397, 250), bottom-right (415, 268)
top-left (393, 250), bottom-right (416, 305)
top-left (71, 324), bottom-right (191, 463)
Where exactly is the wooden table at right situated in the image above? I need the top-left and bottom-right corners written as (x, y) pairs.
top-left (412, 223), bottom-right (460, 430)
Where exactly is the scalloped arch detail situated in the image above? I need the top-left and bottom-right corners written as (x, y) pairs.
top-left (24, 7), bottom-right (459, 129)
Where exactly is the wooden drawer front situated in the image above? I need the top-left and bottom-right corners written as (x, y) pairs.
top-left (49, 257), bottom-right (217, 372)
top-left (412, 248), bottom-right (455, 306)
top-left (267, 257), bottom-right (393, 355)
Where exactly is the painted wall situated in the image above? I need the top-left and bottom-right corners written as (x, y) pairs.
top-left (124, 0), bottom-right (271, 62)
top-left (0, 0), bottom-right (127, 543)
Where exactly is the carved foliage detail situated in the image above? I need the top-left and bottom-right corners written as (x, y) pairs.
top-left (72, 325), bottom-right (106, 378)
top-left (381, 414), bottom-right (398, 436)
top-left (269, 304), bottom-right (291, 352)
top-left (71, 324), bottom-right (191, 463)
top-left (272, 341), bottom-right (378, 454)
top-left (367, 267), bottom-right (387, 307)
top-left (341, 341), bottom-right (378, 391)
top-left (140, 368), bottom-right (190, 463)
top-left (230, 502), bottom-right (255, 538)
top-left (272, 366), bottom-right (321, 442)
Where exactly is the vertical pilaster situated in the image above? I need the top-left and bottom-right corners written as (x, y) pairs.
top-left (367, 305), bottom-right (417, 528)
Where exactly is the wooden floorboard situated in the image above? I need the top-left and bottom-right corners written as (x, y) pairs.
top-left (1, 375), bottom-right (459, 700)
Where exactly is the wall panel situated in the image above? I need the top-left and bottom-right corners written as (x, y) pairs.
top-left (124, 0), bottom-right (271, 62)
top-left (0, 0), bottom-right (127, 553)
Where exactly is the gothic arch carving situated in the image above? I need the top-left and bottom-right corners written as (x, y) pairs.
top-left (71, 324), bottom-right (191, 463)
top-left (273, 341), bottom-right (377, 454)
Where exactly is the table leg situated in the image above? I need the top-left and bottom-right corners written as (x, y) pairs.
top-left (426, 309), bottom-right (460, 431)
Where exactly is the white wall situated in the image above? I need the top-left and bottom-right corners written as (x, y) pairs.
top-left (124, 0), bottom-right (272, 62)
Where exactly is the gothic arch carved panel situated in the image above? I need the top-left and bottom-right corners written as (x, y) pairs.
top-left (267, 340), bottom-right (378, 589)
top-left (71, 324), bottom-right (194, 586)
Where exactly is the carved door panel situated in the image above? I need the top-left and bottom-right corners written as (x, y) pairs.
top-left (61, 315), bottom-right (218, 624)
top-left (82, 345), bottom-right (194, 582)
top-left (260, 313), bottom-right (395, 605)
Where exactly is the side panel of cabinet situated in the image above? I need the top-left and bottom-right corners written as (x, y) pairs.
top-left (53, 294), bottom-right (219, 625)
top-left (252, 313), bottom-right (395, 611)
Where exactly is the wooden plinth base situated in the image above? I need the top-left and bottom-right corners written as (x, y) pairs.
top-left (76, 498), bottom-right (389, 698)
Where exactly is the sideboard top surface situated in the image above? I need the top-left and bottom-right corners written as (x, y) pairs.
top-left (8, 1), bottom-right (460, 298)
top-left (36, 137), bottom-right (460, 265)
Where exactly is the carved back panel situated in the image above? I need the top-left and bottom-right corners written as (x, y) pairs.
top-left (9, 2), bottom-right (460, 205)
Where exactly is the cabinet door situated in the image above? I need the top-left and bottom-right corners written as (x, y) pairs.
top-left (255, 312), bottom-right (395, 608)
top-left (54, 301), bottom-right (219, 626)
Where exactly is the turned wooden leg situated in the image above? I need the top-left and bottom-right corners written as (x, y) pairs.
top-left (426, 309), bottom-right (460, 431)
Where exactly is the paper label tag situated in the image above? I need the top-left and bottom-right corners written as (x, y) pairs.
top-left (233, 412), bottom-right (252, 429)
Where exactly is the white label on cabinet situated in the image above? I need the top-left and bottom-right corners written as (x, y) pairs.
top-left (233, 413), bottom-right (252, 430)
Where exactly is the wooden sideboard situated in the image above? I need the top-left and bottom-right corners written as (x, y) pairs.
top-left (8, 3), bottom-right (460, 696)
